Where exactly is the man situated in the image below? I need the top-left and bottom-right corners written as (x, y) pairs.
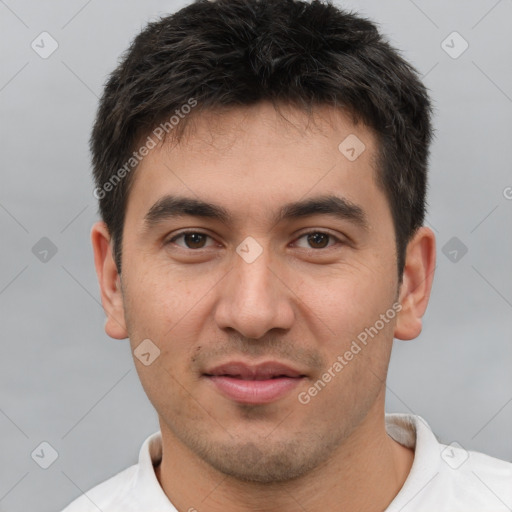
top-left (63, 0), bottom-right (512, 510)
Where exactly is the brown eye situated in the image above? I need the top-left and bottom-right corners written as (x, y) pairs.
top-left (294, 231), bottom-right (340, 250)
top-left (168, 231), bottom-right (214, 249)
top-left (306, 232), bottom-right (330, 249)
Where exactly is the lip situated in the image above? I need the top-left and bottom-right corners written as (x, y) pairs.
top-left (203, 361), bottom-right (306, 404)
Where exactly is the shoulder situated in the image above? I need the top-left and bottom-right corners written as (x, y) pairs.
top-left (415, 446), bottom-right (512, 512)
top-left (445, 445), bottom-right (512, 502)
top-left (386, 414), bottom-right (512, 511)
top-left (61, 464), bottom-right (138, 512)
top-left (60, 431), bottom-right (166, 512)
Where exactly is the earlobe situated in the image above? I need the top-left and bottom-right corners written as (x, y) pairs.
top-left (394, 227), bottom-right (436, 341)
top-left (90, 221), bottom-right (128, 340)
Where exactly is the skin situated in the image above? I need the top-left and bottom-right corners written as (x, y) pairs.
top-left (91, 102), bottom-right (436, 512)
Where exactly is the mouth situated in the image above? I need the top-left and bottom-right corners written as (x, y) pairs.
top-left (203, 361), bottom-right (307, 404)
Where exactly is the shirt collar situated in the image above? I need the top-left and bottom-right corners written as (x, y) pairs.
top-left (384, 413), bottom-right (441, 511)
top-left (130, 431), bottom-right (177, 510)
top-left (131, 413), bottom-right (439, 510)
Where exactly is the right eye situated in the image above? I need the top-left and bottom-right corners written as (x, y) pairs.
top-left (166, 231), bottom-right (217, 250)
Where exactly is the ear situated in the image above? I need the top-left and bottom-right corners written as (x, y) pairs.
top-left (90, 221), bottom-right (128, 340)
top-left (394, 227), bottom-right (436, 341)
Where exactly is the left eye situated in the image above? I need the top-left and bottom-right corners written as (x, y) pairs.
top-left (294, 231), bottom-right (340, 250)
top-left (167, 230), bottom-right (341, 250)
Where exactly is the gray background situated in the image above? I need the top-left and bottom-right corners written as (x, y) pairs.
top-left (0, 0), bottom-right (511, 510)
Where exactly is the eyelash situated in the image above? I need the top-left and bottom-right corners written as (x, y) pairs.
top-left (165, 229), bottom-right (344, 251)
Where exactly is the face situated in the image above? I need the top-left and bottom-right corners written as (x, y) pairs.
top-left (100, 103), bottom-right (406, 482)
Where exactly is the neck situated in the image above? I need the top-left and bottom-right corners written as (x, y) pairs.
top-left (154, 410), bottom-right (414, 512)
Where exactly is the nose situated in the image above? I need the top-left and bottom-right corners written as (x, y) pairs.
top-left (213, 242), bottom-right (295, 340)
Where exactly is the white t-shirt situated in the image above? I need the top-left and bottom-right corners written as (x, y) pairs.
top-left (61, 414), bottom-right (512, 511)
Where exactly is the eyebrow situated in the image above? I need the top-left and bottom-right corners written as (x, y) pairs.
top-left (143, 194), bottom-right (369, 232)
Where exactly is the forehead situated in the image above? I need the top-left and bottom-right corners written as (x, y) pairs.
top-left (158, 102), bottom-right (376, 165)
top-left (124, 102), bottom-right (386, 230)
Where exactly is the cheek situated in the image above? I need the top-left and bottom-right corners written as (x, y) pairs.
top-left (302, 304), bottom-right (395, 420)
top-left (124, 284), bottom-right (181, 343)
top-left (124, 281), bottom-right (203, 416)
top-left (297, 261), bottom-right (396, 340)
top-left (122, 264), bottom-right (208, 367)
top-left (133, 360), bottom-right (206, 428)
top-left (122, 253), bottom-right (194, 331)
